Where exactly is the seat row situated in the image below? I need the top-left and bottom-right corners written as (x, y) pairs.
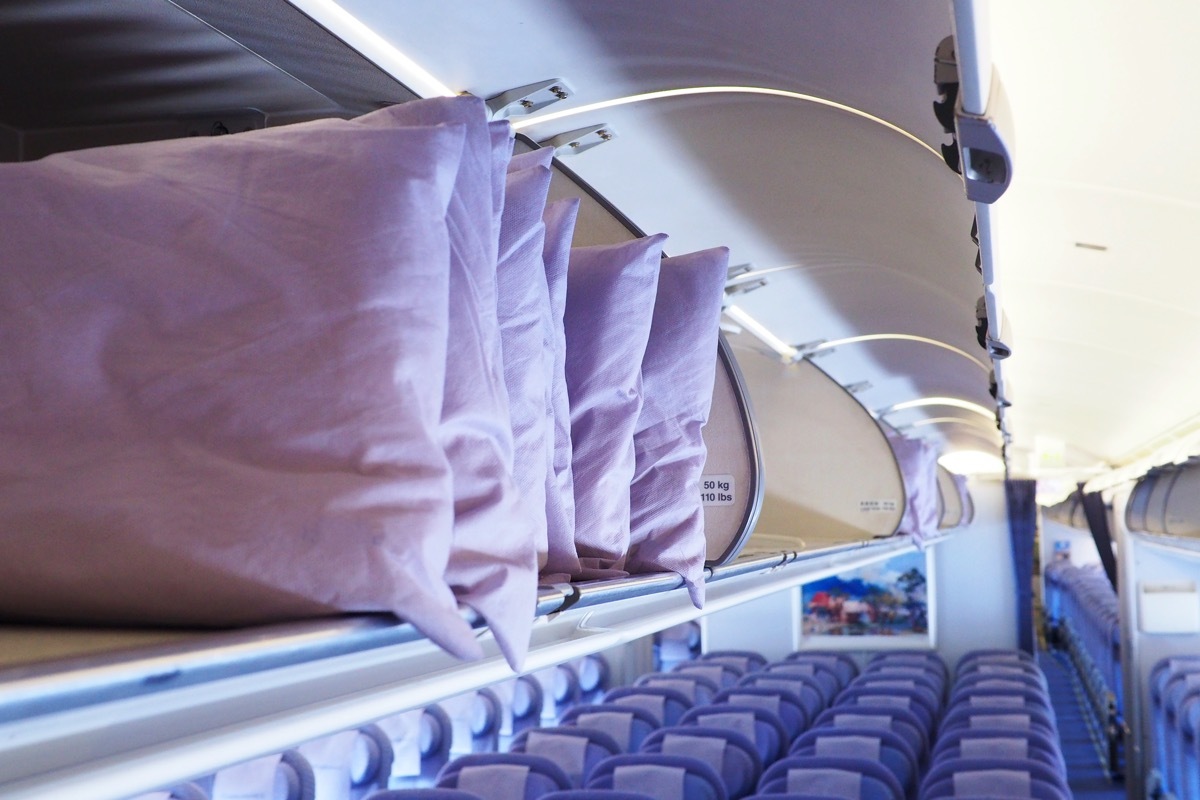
top-left (372, 649), bottom-right (953, 800)
top-left (917, 650), bottom-right (1068, 800)
top-left (1043, 561), bottom-right (1122, 714)
top-left (133, 649), bottom-right (1067, 800)
top-left (1149, 654), bottom-right (1200, 800)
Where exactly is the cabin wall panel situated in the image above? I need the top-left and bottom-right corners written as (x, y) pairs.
top-left (1040, 517), bottom-right (1102, 569)
top-left (700, 588), bottom-right (799, 662)
top-left (933, 479), bottom-right (1019, 668)
top-left (1114, 482), bottom-right (1200, 791)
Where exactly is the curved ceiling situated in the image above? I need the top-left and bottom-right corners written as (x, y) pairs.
top-left (308, 0), bottom-right (995, 463)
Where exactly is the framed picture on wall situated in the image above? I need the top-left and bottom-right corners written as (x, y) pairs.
top-left (799, 549), bottom-right (936, 650)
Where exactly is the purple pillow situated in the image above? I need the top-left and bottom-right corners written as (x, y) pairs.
top-left (540, 198), bottom-right (583, 581)
top-left (888, 432), bottom-right (941, 546)
top-left (626, 248), bottom-right (731, 605)
top-left (369, 98), bottom-right (535, 669)
top-left (0, 111), bottom-right (482, 657)
top-left (564, 235), bottom-right (668, 579)
top-left (497, 148), bottom-right (555, 571)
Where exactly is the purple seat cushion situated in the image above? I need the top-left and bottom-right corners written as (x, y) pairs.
top-left (497, 148), bottom-right (556, 571)
top-left (370, 97), bottom-right (535, 669)
top-left (626, 247), bottom-right (730, 604)
top-left (564, 235), bottom-right (668, 579)
top-left (0, 108), bottom-right (482, 657)
top-left (540, 198), bottom-right (583, 581)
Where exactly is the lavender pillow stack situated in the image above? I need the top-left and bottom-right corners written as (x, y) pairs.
top-left (888, 432), bottom-right (941, 546)
top-left (0, 109), bottom-right (483, 658)
top-left (563, 235), bottom-right (669, 579)
top-left (540, 198), bottom-right (583, 582)
top-left (497, 148), bottom-right (556, 571)
top-left (626, 247), bottom-right (731, 606)
top-left (374, 98), bottom-right (536, 669)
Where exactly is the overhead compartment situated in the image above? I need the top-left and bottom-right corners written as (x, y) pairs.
top-left (1127, 461), bottom-right (1200, 538)
top-left (936, 464), bottom-right (973, 529)
top-left (730, 349), bottom-right (906, 551)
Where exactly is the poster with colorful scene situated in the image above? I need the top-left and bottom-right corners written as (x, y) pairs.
top-left (801, 550), bottom-right (934, 646)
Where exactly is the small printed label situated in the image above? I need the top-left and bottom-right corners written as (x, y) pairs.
top-left (701, 474), bottom-right (735, 506)
top-left (859, 499), bottom-right (899, 513)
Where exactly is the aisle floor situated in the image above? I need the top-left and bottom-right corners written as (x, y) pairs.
top-left (1039, 649), bottom-right (1126, 800)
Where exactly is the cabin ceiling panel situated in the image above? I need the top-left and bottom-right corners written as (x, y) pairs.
top-left (522, 95), bottom-right (978, 337)
top-left (984, 1), bottom-right (1200, 475)
top-left (334, 0), bottom-right (956, 149)
top-left (0, 0), bottom-right (339, 130)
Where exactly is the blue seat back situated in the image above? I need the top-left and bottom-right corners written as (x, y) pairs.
top-left (634, 674), bottom-right (721, 706)
top-left (641, 726), bottom-right (761, 799)
top-left (674, 661), bottom-right (745, 689)
top-left (540, 791), bottom-right (656, 800)
top-left (765, 663), bottom-right (840, 706)
top-left (846, 677), bottom-right (942, 718)
top-left (919, 776), bottom-right (1069, 800)
top-left (860, 664), bottom-right (946, 696)
top-left (587, 753), bottom-right (729, 800)
top-left (938, 706), bottom-right (1057, 738)
top-left (919, 757), bottom-right (1069, 797)
top-left (786, 652), bottom-right (860, 688)
top-left (700, 650), bottom-right (769, 675)
top-left (436, 753), bottom-right (571, 800)
top-left (604, 687), bottom-right (695, 727)
top-left (680, 703), bottom-right (790, 764)
top-left (559, 703), bottom-right (661, 752)
top-left (790, 728), bottom-right (917, 795)
top-left (930, 727), bottom-right (1064, 770)
top-left (738, 672), bottom-right (827, 721)
top-left (509, 726), bottom-right (623, 788)
top-left (757, 755), bottom-right (904, 800)
top-left (365, 790), bottom-right (487, 800)
top-left (831, 689), bottom-right (934, 734)
top-left (867, 652), bottom-right (947, 682)
top-left (714, 687), bottom-right (810, 742)
top-left (811, 708), bottom-right (926, 762)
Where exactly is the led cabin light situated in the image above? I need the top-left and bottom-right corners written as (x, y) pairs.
top-left (723, 305), bottom-right (799, 362)
top-left (285, 0), bottom-right (456, 98)
top-left (511, 86), bottom-right (939, 159)
top-left (810, 334), bottom-right (990, 373)
top-left (882, 396), bottom-right (998, 421)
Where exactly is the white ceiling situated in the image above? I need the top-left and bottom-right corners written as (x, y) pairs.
top-left (979, 2), bottom-right (1200, 485)
top-left (295, 0), bottom-right (1200, 486)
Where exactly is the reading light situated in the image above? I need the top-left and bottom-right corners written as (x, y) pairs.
top-left (881, 397), bottom-right (997, 421)
top-left (285, 0), bottom-right (456, 98)
top-left (723, 305), bottom-right (799, 362)
top-left (511, 86), bottom-right (939, 160)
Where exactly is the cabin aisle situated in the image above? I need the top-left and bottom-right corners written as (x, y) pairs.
top-left (1040, 650), bottom-right (1125, 800)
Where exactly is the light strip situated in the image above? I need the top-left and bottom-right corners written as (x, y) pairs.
top-left (285, 0), bottom-right (456, 98)
top-left (511, 86), bottom-right (939, 159)
top-left (881, 397), bottom-right (997, 421)
top-left (723, 305), bottom-right (799, 362)
top-left (811, 334), bottom-right (990, 373)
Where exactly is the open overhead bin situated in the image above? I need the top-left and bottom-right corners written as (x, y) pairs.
top-left (730, 347), bottom-right (906, 551)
